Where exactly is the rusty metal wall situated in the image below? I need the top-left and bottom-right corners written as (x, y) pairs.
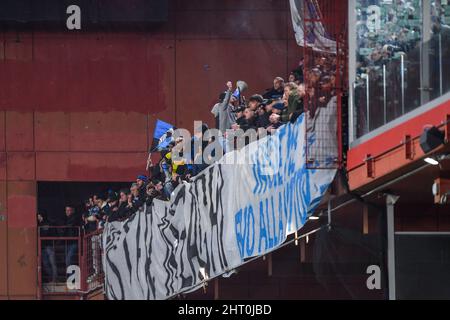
top-left (0, 0), bottom-right (296, 299)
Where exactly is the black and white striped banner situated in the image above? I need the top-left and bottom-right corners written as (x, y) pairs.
top-left (103, 114), bottom-right (336, 300)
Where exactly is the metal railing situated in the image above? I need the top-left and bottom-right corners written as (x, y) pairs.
top-left (37, 226), bottom-right (104, 299)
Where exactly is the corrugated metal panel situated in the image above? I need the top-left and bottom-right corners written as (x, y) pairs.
top-left (35, 152), bottom-right (70, 181)
top-left (3, 32), bottom-right (33, 61)
top-left (7, 181), bottom-right (36, 229)
top-left (66, 152), bottom-right (148, 181)
top-left (175, 39), bottom-right (288, 129)
top-left (0, 181), bottom-right (7, 298)
top-left (6, 152), bottom-right (35, 181)
top-left (0, 153), bottom-right (6, 181)
top-left (7, 181), bottom-right (36, 297)
top-left (35, 112), bottom-right (71, 151)
top-left (5, 112), bottom-right (34, 152)
top-left (69, 112), bottom-right (149, 152)
top-left (0, 112), bottom-right (5, 151)
top-left (36, 152), bottom-right (148, 182)
top-left (0, 32), bottom-right (4, 61)
top-left (7, 228), bottom-right (36, 297)
top-left (0, 35), bottom-right (175, 114)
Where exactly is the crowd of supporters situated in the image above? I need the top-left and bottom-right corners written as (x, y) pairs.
top-left (37, 54), bottom-right (338, 234)
top-left (36, 54), bottom-right (338, 285)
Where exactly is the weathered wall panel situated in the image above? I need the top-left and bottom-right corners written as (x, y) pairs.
top-left (5, 112), bottom-right (34, 152)
top-left (7, 181), bottom-right (36, 298)
top-left (6, 152), bottom-right (35, 181)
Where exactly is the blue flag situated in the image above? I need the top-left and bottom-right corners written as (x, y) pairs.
top-left (157, 136), bottom-right (173, 151)
top-left (232, 88), bottom-right (240, 100)
top-left (151, 119), bottom-right (174, 152)
top-left (153, 119), bottom-right (174, 140)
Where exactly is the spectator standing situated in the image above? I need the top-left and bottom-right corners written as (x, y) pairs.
top-left (271, 100), bottom-right (285, 115)
top-left (83, 199), bottom-right (99, 233)
top-left (95, 195), bottom-right (110, 229)
top-left (130, 183), bottom-right (145, 213)
top-left (247, 94), bottom-right (264, 112)
top-left (282, 83), bottom-right (304, 123)
top-left (113, 189), bottom-right (131, 221)
top-left (237, 108), bottom-right (256, 133)
top-left (136, 175), bottom-right (148, 199)
top-left (107, 191), bottom-right (119, 222)
top-left (211, 92), bottom-right (227, 129)
top-left (146, 155), bottom-right (164, 183)
top-left (218, 81), bottom-right (239, 133)
top-left (38, 211), bottom-right (57, 283)
top-left (263, 77), bottom-right (285, 100)
top-left (64, 206), bottom-right (81, 268)
top-left (255, 100), bottom-right (271, 128)
top-left (152, 180), bottom-right (166, 201)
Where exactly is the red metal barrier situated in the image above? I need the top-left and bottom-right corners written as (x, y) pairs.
top-left (37, 226), bottom-right (104, 299)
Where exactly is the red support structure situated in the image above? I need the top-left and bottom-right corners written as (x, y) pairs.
top-left (365, 155), bottom-right (375, 179)
top-left (404, 135), bottom-right (413, 160)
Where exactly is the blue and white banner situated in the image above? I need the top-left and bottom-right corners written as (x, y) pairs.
top-left (103, 114), bottom-right (336, 300)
